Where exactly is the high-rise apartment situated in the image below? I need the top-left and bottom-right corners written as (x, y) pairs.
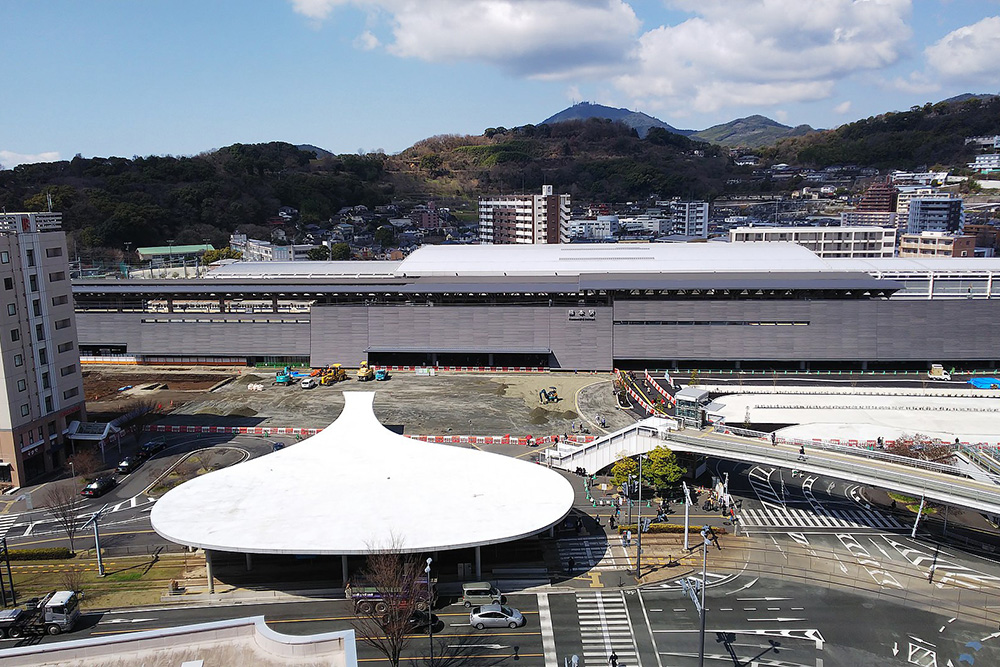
top-left (670, 201), bottom-right (709, 237)
top-left (906, 198), bottom-right (965, 235)
top-left (1, 212), bottom-right (85, 487)
top-left (478, 185), bottom-right (571, 244)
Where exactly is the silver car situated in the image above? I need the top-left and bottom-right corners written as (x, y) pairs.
top-left (469, 604), bottom-right (525, 630)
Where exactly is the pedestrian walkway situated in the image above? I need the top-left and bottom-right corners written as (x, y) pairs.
top-left (559, 537), bottom-right (623, 572)
top-left (576, 591), bottom-right (641, 667)
top-left (0, 513), bottom-right (18, 539)
top-left (740, 506), bottom-right (904, 530)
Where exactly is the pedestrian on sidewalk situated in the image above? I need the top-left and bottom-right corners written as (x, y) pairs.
top-left (609, 651), bottom-right (619, 667)
top-left (567, 556), bottom-right (575, 574)
top-left (798, 445), bottom-right (806, 461)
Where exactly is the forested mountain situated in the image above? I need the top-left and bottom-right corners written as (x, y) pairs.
top-left (0, 143), bottom-right (392, 252)
top-left (768, 96), bottom-right (1000, 169)
top-left (541, 102), bottom-right (694, 138)
top-left (692, 115), bottom-right (816, 148)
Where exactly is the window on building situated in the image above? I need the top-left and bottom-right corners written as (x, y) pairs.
top-left (37, 426), bottom-right (43, 440)
top-left (41, 371), bottom-right (50, 389)
top-left (0, 251), bottom-right (8, 263)
top-left (54, 318), bottom-right (70, 330)
top-left (10, 328), bottom-right (20, 342)
top-left (20, 404), bottom-right (29, 417)
top-left (26, 249), bottom-right (35, 267)
top-left (13, 353), bottom-right (23, 367)
top-left (45, 395), bottom-right (53, 412)
top-left (38, 347), bottom-right (47, 365)
top-left (48, 271), bottom-right (66, 283)
top-left (48, 421), bottom-right (56, 436)
top-left (63, 387), bottom-right (79, 400)
top-left (3, 277), bottom-right (12, 290)
top-left (17, 379), bottom-right (26, 392)
top-left (51, 294), bottom-right (68, 306)
top-left (33, 299), bottom-right (41, 317)
top-left (28, 274), bottom-right (37, 291)
top-left (35, 323), bottom-right (45, 341)
top-left (45, 247), bottom-right (63, 258)
top-left (60, 364), bottom-right (76, 377)
top-left (6, 304), bottom-right (14, 316)
top-left (57, 341), bottom-right (73, 353)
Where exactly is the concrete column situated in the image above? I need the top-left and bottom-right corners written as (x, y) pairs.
top-left (245, 553), bottom-right (253, 571)
top-left (342, 555), bottom-right (349, 585)
top-left (205, 550), bottom-right (215, 594)
top-left (475, 546), bottom-right (482, 579)
top-left (549, 526), bottom-right (555, 538)
top-left (488, 353), bottom-right (494, 366)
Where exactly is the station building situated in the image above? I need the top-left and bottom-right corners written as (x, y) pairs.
top-left (71, 243), bottom-right (1000, 372)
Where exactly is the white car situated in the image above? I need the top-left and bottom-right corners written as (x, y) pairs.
top-left (469, 604), bottom-right (525, 629)
top-left (300, 378), bottom-right (318, 389)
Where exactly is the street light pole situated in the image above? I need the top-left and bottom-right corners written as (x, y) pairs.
top-left (636, 455), bottom-right (643, 577)
top-left (425, 557), bottom-right (433, 667)
top-left (82, 505), bottom-right (109, 577)
top-left (682, 481), bottom-right (691, 551)
top-left (69, 461), bottom-right (76, 490)
top-left (698, 527), bottom-right (710, 667)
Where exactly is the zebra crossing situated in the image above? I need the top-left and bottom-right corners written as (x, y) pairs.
top-left (0, 513), bottom-right (19, 538)
top-left (558, 537), bottom-right (624, 572)
top-left (576, 591), bottom-right (640, 667)
top-left (740, 505), bottom-right (904, 530)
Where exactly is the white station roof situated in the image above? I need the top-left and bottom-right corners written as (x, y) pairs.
top-left (150, 392), bottom-right (574, 555)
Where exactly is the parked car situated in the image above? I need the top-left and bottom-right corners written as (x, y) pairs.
top-left (300, 377), bottom-right (318, 389)
top-left (116, 452), bottom-right (148, 474)
top-left (462, 582), bottom-right (504, 607)
top-left (80, 477), bottom-right (117, 497)
top-left (469, 604), bottom-right (525, 630)
top-left (404, 610), bottom-right (439, 633)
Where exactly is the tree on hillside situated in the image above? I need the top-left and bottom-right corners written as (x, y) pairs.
top-left (201, 248), bottom-right (242, 264)
top-left (329, 243), bottom-right (352, 260)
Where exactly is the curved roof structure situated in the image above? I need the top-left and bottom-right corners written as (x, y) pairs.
top-left (150, 392), bottom-right (574, 554)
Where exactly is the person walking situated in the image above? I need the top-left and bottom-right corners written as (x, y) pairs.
top-left (798, 445), bottom-right (806, 461)
top-left (567, 556), bottom-right (576, 574)
top-left (609, 651), bottom-right (619, 667)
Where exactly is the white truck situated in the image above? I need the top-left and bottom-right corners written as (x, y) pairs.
top-left (928, 364), bottom-right (951, 381)
top-left (0, 590), bottom-right (81, 638)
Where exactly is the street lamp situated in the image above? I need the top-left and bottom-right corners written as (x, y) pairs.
top-left (425, 557), bottom-right (433, 667)
top-left (636, 454), bottom-right (646, 577)
top-left (69, 461), bottom-right (76, 490)
top-left (697, 527), bottom-right (712, 667)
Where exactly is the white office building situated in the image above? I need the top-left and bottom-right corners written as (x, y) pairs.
top-left (1, 212), bottom-right (86, 487)
top-left (730, 226), bottom-right (896, 258)
top-left (969, 154), bottom-right (1000, 174)
top-left (230, 234), bottom-right (314, 261)
top-left (569, 216), bottom-right (619, 240)
top-left (671, 201), bottom-right (710, 237)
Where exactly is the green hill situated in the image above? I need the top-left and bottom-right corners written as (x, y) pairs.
top-left (770, 96), bottom-right (1000, 169)
top-left (692, 115), bottom-right (816, 148)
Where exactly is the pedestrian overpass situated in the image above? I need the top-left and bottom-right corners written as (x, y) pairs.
top-left (544, 418), bottom-right (1000, 515)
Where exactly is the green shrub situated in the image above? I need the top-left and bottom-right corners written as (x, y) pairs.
top-left (616, 523), bottom-right (727, 535)
top-left (8, 547), bottom-right (74, 561)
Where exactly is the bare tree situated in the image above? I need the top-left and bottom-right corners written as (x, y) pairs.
top-left (349, 542), bottom-right (434, 667)
top-left (67, 448), bottom-right (102, 482)
top-left (43, 483), bottom-right (86, 553)
top-left (888, 432), bottom-right (955, 464)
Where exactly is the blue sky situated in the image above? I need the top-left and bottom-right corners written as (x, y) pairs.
top-left (2, 1), bottom-right (999, 168)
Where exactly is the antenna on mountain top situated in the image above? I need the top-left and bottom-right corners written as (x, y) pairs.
top-left (47, 193), bottom-right (53, 212)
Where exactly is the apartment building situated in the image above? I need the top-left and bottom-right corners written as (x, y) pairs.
top-left (569, 216), bottom-right (619, 240)
top-left (968, 154), bottom-right (1000, 175)
top-left (670, 201), bottom-right (710, 237)
top-left (840, 210), bottom-right (897, 228)
top-left (478, 185), bottom-right (571, 245)
top-left (898, 231), bottom-right (976, 258)
top-left (230, 234), bottom-right (314, 261)
top-left (1, 212), bottom-right (85, 487)
top-left (907, 197), bottom-right (964, 235)
top-left (730, 226), bottom-right (896, 258)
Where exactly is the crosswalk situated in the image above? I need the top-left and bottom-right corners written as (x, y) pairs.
top-left (576, 591), bottom-right (640, 667)
top-left (559, 537), bottom-right (623, 572)
top-left (0, 513), bottom-right (18, 538)
top-left (740, 506), bottom-right (904, 530)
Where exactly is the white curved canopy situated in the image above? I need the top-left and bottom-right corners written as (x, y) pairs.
top-left (150, 392), bottom-right (574, 554)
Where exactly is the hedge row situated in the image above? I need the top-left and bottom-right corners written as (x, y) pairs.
top-left (7, 547), bottom-right (74, 561)
top-left (616, 523), bottom-right (728, 535)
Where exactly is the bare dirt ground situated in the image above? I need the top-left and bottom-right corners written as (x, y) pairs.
top-left (83, 366), bottom-right (638, 436)
top-left (83, 367), bottom-right (237, 418)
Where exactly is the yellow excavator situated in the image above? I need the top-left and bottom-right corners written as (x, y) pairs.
top-left (320, 364), bottom-right (347, 385)
top-left (357, 361), bottom-right (375, 382)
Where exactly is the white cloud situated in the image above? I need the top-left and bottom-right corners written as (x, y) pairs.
top-left (0, 150), bottom-right (61, 170)
top-left (288, 1), bottom-right (641, 76)
top-left (354, 30), bottom-right (380, 50)
top-left (615, 0), bottom-right (912, 114)
top-left (833, 100), bottom-right (852, 114)
top-left (773, 109), bottom-right (789, 123)
top-left (924, 15), bottom-right (1000, 79)
top-left (565, 85), bottom-right (582, 102)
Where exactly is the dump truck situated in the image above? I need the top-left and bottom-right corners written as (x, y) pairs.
top-left (0, 590), bottom-right (81, 638)
top-left (346, 577), bottom-right (437, 615)
top-left (357, 361), bottom-right (375, 382)
top-left (928, 364), bottom-right (951, 381)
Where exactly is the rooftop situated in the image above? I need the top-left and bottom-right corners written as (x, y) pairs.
top-left (150, 392), bottom-right (574, 554)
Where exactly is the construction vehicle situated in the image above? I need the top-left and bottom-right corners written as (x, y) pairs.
top-left (0, 590), bottom-right (81, 638)
top-left (357, 361), bottom-right (375, 382)
top-left (309, 365), bottom-right (330, 377)
top-left (274, 366), bottom-right (293, 386)
top-left (539, 386), bottom-right (559, 403)
top-left (375, 368), bottom-right (389, 381)
top-left (346, 577), bottom-right (437, 615)
top-left (320, 364), bottom-right (347, 385)
top-left (928, 364), bottom-right (952, 381)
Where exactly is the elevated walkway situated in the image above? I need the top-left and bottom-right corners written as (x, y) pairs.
top-left (544, 419), bottom-right (1000, 515)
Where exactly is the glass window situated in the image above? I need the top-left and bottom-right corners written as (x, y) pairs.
top-left (0, 251), bottom-right (8, 263)
top-left (33, 299), bottom-right (41, 317)
top-left (57, 341), bottom-right (73, 353)
top-left (38, 347), bottom-right (47, 365)
top-left (29, 274), bottom-right (38, 291)
top-left (55, 318), bottom-right (70, 330)
top-left (17, 379), bottom-right (26, 392)
top-left (62, 387), bottom-right (78, 400)
top-left (45, 395), bottom-right (53, 411)
top-left (6, 304), bottom-right (14, 316)
top-left (26, 249), bottom-right (35, 267)
top-left (52, 294), bottom-right (68, 306)
top-left (45, 247), bottom-right (63, 258)
top-left (35, 323), bottom-right (45, 341)
top-left (10, 328), bottom-right (19, 342)
top-left (3, 277), bottom-right (12, 290)
top-left (13, 353), bottom-right (23, 367)
top-left (42, 372), bottom-right (50, 389)
top-left (20, 404), bottom-right (29, 417)
top-left (60, 364), bottom-right (76, 377)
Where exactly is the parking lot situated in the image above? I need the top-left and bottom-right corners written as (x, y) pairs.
top-left (84, 367), bottom-right (636, 437)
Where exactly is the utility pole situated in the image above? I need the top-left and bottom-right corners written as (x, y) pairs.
top-left (682, 481), bottom-right (692, 551)
top-left (698, 527), bottom-right (711, 667)
top-left (82, 504), bottom-right (110, 576)
top-left (636, 455), bottom-right (643, 577)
